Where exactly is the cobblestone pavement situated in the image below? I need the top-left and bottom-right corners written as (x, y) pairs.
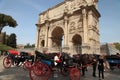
top-left (0, 56), bottom-right (120, 80)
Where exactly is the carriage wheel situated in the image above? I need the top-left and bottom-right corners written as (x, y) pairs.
top-left (69, 68), bottom-right (80, 80)
top-left (3, 56), bottom-right (12, 68)
top-left (23, 61), bottom-right (32, 70)
top-left (29, 62), bottom-right (50, 80)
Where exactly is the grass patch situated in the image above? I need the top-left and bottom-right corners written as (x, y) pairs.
top-left (0, 44), bottom-right (13, 51)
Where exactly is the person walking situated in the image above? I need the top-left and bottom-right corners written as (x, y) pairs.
top-left (98, 55), bottom-right (105, 80)
top-left (92, 55), bottom-right (98, 77)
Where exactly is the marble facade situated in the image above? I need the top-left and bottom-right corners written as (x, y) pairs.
top-left (36, 0), bottom-right (101, 54)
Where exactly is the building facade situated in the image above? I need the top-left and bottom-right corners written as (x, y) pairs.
top-left (100, 43), bottom-right (120, 55)
top-left (36, 0), bottom-right (101, 54)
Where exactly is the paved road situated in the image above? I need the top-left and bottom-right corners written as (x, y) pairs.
top-left (0, 56), bottom-right (29, 80)
top-left (0, 56), bottom-right (120, 80)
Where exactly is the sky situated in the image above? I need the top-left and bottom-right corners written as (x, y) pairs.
top-left (0, 0), bottom-right (120, 45)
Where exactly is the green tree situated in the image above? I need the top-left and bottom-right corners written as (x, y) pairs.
top-left (0, 13), bottom-right (17, 33)
top-left (31, 44), bottom-right (35, 47)
top-left (24, 43), bottom-right (35, 48)
top-left (114, 42), bottom-right (120, 51)
top-left (8, 33), bottom-right (17, 48)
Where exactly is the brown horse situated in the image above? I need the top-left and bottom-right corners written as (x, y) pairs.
top-left (73, 53), bottom-right (98, 76)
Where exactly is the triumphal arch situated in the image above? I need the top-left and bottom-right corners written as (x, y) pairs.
top-left (35, 0), bottom-right (101, 54)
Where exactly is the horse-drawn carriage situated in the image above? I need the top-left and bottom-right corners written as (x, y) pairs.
top-left (3, 50), bottom-right (34, 69)
top-left (106, 55), bottom-right (120, 70)
top-left (28, 51), bottom-right (98, 80)
top-left (29, 50), bottom-right (81, 80)
top-left (3, 49), bottom-right (96, 80)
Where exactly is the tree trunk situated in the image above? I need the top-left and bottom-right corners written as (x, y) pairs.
top-left (0, 25), bottom-right (3, 34)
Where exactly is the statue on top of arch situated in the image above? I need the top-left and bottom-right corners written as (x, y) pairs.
top-left (64, 0), bottom-right (87, 12)
top-left (64, 0), bottom-right (99, 10)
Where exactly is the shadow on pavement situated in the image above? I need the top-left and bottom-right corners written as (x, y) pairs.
top-left (0, 66), bottom-right (30, 80)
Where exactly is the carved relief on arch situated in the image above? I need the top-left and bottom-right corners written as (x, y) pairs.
top-left (74, 0), bottom-right (87, 7)
top-left (77, 21), bottom-right (83, 29)
top-left (93, 18), bottom-right (98, 27)
top-left (69, 21), bottom-right (76, 33)
top-left (52, 20), bottom-right (64, 27)
top-left (40, 27), bottom-right (45, 36)
top-left (69, 14), bottom-right (81, 20)
top-left (49, 23), bottom-right (56, 33)
top-left (56, 20), bottom-right (64, 27)
top-left (91, 17), bottom-right (98, 32)
top-left (69, 0), bottom-right (87, 10)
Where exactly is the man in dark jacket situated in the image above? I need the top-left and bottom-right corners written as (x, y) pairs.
top-left (98, 55), bottom-right (105, 80)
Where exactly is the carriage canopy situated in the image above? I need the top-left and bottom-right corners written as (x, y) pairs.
top-left (8, 50), bottom-right (20, 55)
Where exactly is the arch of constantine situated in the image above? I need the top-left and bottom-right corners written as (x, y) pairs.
top-left (35, 0), bottom-right (101, 54)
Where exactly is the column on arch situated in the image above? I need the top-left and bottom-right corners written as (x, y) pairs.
top-left (35, 26), bottom-right (40, 49)
top-left (64, 15), bottom-right (68, 47)
top-left (82, 8), bottom-right (89, 54)
top-left (45, 23), bottom-right (49, 47)
top-left (82, 8), bottom-right (88, 43)
top-left (48, 27), bottom-right (52, 48)
top-left (88, 10), bottom-right (94, 53)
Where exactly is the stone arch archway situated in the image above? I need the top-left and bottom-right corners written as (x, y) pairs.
top-left (72, 34), bottom-right (82, 54)
top-left (41, 40), bottom-right (45, 47)
top-left (36, 0), bottom-right (101, 54)
top-left (51, 27), bottom-right (64, 47)
top-left (72, 34), bottom-right (82, 46)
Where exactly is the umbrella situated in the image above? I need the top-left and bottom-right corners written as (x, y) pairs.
top-left (8, 50), bottom-right (20, 55)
